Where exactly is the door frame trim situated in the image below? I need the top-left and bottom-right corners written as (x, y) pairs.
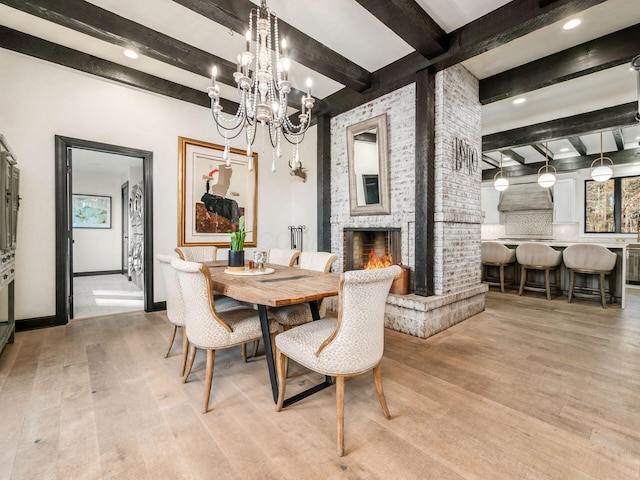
top-left (54, 136), bottom-right (154, 326)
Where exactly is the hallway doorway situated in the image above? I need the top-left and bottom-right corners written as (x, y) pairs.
top-left (55, 136), bottom-right (154, 326)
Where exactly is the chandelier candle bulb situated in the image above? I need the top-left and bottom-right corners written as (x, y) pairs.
top-left (245, 30), bottom-right (251, 52)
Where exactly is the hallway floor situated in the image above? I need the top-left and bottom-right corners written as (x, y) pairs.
top-left (73, 274), bottom-right (143, 319)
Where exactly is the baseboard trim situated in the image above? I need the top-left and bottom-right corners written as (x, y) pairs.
top-left (16, 315), bottom-right (58, 332)
top-left (153, 301), bottom-right (167, 311)
top-left (73, 270), bottom-right (124, 277)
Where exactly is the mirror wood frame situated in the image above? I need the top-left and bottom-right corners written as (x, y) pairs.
top-left (346, 113), bottom-right (390, 216)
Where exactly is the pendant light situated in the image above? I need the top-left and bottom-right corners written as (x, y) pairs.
top-left (493, 151), bottom-right (509, 191)
top-left (537, 142), bottom-right (556, 188)
top-left (590, 132), bottom-right (614, 182)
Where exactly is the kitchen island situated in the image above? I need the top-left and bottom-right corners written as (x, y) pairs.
top-left (486, 239), bottom-right (628, 309)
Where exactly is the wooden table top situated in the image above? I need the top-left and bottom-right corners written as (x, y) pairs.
top-left (204, 261), bottom-right (340, 307)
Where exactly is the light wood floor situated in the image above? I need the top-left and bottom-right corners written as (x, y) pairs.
top-left (1, 289), bottom-right (639, 479)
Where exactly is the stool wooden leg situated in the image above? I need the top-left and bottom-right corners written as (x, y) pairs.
top-left (519, 266), bottom-right (526, 296)
top-left (545, 268), bottom-right (551, 300)
top-left (568, 270), bottom-right (575, 303)
top-left (499, 265), bottom-right (505, 293)
top-left (599, 272), bottom-right (606, 309)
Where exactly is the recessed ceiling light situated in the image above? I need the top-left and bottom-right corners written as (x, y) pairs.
top-left (512, 98), bottom-right (526, 105)
top-left (124, 49), bottom-right (139, 59)
top-left (563, 19), bottom-right (581, 30)
top-left (503, 156), bottom-right (512, 161)
top-left (560, 147), bottom-right (570, 152)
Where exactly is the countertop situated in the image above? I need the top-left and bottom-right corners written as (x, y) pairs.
top-left (487, 238), bottom-right (629, 249)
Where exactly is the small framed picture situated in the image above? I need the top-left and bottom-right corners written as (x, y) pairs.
top-left (72, 194), bottom-right (112, 229)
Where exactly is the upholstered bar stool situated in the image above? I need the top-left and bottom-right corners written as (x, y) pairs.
top-left (562, 244), bottom-right (617, 308)
top-left (481, 242), bottom-right (516, 293)
top-left (516, 243), bottom-right (562, 300)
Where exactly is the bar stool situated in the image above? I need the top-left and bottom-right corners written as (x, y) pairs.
top-left (481, 242), bottom-right (516, 293)
top-left (516, 243), bottom-right (562, 300)
top-left (562, 244), bottom-right (617, 308)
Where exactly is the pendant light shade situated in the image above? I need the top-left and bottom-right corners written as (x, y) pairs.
top-left (590, 132), bottom-right (614, 182)
top-left (493, 151), bottom-right (509, 191)
top-left (537, 142), bottom-right (556, 188)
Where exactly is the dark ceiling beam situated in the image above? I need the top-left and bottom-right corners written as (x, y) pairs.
top-left (568, 136), bottom-right (587, 156)
top-left (0, 26), bottom-right (240, 112)
top-left (612, 129), bottom-right (625, 151)
top-left (480, 23), bottom-right (640, 104)
top-left (532, 143), bottom-right (554, 160)
top-left (482, 147), bottom-right (640, 180)
top-left (431, 0), bottom-right (607, 72)
top-left (354, 0), bottom-right (447, 59)
top-left (1, 0), bottom-right (308, 109)
top-left (171, 0), bottom-right (372, 92)
top-left (483, 102), bottom-right (638, 151)
top-left (501, 149), bottom-right (525, 164)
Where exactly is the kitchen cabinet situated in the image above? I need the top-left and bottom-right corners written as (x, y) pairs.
top-left (553, 178), bottom-right (576, 224)
top-left (628, 244), bottom-right (640, 285)
top-left (481, 185), bottom-right (501, 224)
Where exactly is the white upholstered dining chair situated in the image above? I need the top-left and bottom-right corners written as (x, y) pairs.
top-left (156, 254), bottom-right (188, 375)
top-left (171, 258), bottom-right (279, 413)
top-left (269, 251), bottom-right (338, 329)
top-left (274, 265), bottom-right (400, 456)
top-left (267, 248), bottom-right (300, 267)
top-left (175, 246), bottom-right (218, 262)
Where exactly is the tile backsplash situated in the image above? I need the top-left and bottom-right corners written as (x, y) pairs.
top-left (505, 211), bottom-right (553, 236)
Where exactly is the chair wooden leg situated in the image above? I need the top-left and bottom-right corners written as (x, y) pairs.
top-left (182, 345), bottom-right (197, 384)
top-left (599, 272), bottom-right (607, 309)
top-left (568, 270), bottom-right (575, 303)
top-left (180, 328), bottom-right (189, 376)
top-left (545, 268), bottom-right (551, 300)
top-left (202, 349), bottom-right (215, 413)
top-left (499, 265), bottom-right (505, 293)
top-left (336, 376), bottom-right (345, 457)
top-left (275, 347), bottom-right (287, 412)
top-left (252, 339), bottom-right (260, 358)
top-left (372, 364), bottom-right (391, 419)
top-left (519, 266), bottom-right (527, 296)
top-left (241, 343), bottom-right (247, 362)
top-left (165, 324), bottom-right (177, 358)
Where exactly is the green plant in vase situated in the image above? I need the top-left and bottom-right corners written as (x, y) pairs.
top-left (228, 216), bottom-right (247, 267)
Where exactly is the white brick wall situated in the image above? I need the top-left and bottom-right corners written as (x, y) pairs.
top-left (434, 65), bottom-right (482, 295)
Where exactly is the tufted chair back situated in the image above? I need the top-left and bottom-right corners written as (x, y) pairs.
top-left (268, 248), bottom-right (300, 267)
top-left (299, 251), bottom-right (338, 273)
top-left (516, 242), bottom-right (562, 268)
top-left (318, 265), bottom-right (400, 374)
top-left (171, 258), bottom-right (234, 349)
top-left (481, 242), bottom-right (516, 264)
top-left (563, 244), bottom-right (616, 272)
top-left (175, 246), bottom-right (218, 262)
top-left (156, 254), bottom-right (185, 327)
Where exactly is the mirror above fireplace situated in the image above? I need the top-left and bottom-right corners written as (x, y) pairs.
top-left (346, 113), bottom-right (390, 216)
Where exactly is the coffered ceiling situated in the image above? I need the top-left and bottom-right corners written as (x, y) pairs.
top-left (1, 0), bottom-right (639, 178)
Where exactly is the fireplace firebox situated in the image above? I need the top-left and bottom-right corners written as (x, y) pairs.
top-left (343, 227), bottom-right (401, 271)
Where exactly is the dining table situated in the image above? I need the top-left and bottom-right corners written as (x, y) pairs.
top-left (204, 260), bottom-right (341, 406)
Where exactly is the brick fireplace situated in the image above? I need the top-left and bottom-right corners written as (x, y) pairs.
top-left (329, 66), bottom-right (487, 339)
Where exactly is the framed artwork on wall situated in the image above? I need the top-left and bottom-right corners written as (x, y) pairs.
top-left (72, 194), bottom-right (112, 229)
top-left (178, 136), bottom-right (258, 247)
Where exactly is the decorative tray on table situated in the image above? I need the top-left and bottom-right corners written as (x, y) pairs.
top-left (224, 267), bottom-right (275, 276)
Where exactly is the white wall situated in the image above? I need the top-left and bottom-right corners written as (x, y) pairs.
top-left (0, 48), bottom-right (318, 319)
top-left (72, 170), bottom-right (122, 272)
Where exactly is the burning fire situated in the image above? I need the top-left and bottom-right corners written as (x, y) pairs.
top-left (364, 249), bottom-right (393, 270)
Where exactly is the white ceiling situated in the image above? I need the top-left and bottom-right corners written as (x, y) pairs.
top-left (1, 0), bottom-right (639, 158)
top-left (72, 149), bottom-right (142, 176)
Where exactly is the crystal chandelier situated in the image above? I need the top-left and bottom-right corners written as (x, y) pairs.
top-left (207, 0), bottom-right (315, 173)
